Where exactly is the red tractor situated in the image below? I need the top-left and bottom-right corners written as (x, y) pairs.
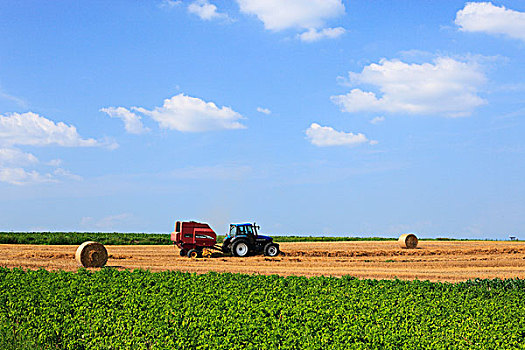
top-left (171, 221), bottom-right (280, 258)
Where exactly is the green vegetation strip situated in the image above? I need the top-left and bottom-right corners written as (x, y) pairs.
top-left (0, 232), bottom-right (465, 245)
top-left (1, 268), bottom-right (524, 349)
top-left (0, 232), bottom-right (170, 245)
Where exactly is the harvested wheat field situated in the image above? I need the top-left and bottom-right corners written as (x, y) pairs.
top-left (2, 241), bottom-right (525, 282)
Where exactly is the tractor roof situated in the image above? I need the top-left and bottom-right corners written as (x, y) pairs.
top-left (231, 223), bottom-right (253, 226)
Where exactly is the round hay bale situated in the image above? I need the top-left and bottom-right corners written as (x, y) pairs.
top-left (398, 233), bottom-right (418, 249)
top-left (75, 241), bottom-right (108, 267)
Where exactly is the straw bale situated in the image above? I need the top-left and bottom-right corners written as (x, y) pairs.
top-left (75, 241), bottom-right (108, 267)
top-left (398, 233), bottom-right (418, 249)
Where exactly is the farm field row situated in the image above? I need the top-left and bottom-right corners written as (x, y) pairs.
top-left (1, 268), bottom-right (525, 350)
top-left (2, 241), bottom-right (525, 282)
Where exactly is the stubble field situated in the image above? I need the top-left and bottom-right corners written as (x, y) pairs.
top-left (2, 240), bottom-right (525, 281)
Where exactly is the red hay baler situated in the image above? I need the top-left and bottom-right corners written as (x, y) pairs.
top-left (171, 221), bottom-right (218, 258)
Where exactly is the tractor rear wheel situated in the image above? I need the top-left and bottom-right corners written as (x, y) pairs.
top-left (264, 243), bottom-right (280, 257)
top-left (179, 249), bottom-right (188, 257)
top-left (232, 241), bottom-right (250, 257)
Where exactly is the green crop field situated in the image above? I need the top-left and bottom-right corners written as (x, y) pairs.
top-left (0, 232), bottom-right (466, 245)
top-left (1, 268), bottom-right (523, 349)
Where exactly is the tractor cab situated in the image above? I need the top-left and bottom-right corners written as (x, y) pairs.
top-left (228, 223), bottom-right (258, 238)
top-left (223, 223), bottom-right (279, 257)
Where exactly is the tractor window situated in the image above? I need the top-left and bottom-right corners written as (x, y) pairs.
top-left (230, 226), bottom-right (237, 236)
top-left (236, 225), bottom-right (253, 236)
top-left (175, 222), bottom-right (181, 233)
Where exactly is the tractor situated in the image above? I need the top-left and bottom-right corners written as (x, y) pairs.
top-left (221, 223), bottom-right (280, 257)
top-left (171, 221), bottom-right (280, 258)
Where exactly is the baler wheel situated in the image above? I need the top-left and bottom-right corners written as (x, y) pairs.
top-left (187, 249), bottom-right (202, 259)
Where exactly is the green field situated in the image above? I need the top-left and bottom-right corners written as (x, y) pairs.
top-left (0, 232), bottom-right (171, 245)
top-left (1, 268), bottom-right (523, 349)
top-left (0, 232), bottom-right (464, 245)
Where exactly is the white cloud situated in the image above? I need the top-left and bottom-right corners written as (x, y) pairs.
top-left (159, 0), bottom-right (181, 9)
top-left (370, 116), bottom-right (385, 124)
top-left (0, 148), bottom-right (38, 166)
top-left (331, 57), bottom-right (487, 117)
top-left (455, 2), bottom-right (525, 42)
top-left (47, 159), bottom-right (63, 167)
top-left (0, 167), bottom-right (55, 186)
top-left (0, 148), bottom-right (83, 185)
top-left (188, 0), bottom-right (227, 20)
top-left (256, 107), bottom-right (271, 115)
top-left (53, 168), bottom-right (83, 181)
top-left (237, 0), bottom-right (345, 31)
top-left (0, 112), bottom-right (104, 147)
top-left (133, 93), bottom-right (246, 132)
top-left (0, 112), bottom-right (107, 185)
top-left (298, 27), bottom-right (345, 42)
top-left (237, 0), bottom-right (345, 41)
top-left (306, 123), bottom-right (372, 147)
top-left (0, 87), bottom-right (27, 108)
top-left (100, 107), bottom-right (150, 134)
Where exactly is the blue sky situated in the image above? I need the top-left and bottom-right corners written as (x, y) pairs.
top-left (0, 1), bottom-right (524, 238)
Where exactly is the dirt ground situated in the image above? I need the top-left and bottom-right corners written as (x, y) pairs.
top-left (2, 241), bottom-right (525, 282)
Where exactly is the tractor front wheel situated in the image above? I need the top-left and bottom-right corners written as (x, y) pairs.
top-left (179, 249), bottom-right (188, 257)
top-left (264, 243), bottom-right (280, 257)
top-left (232, 241), bottom-right (250, 257)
